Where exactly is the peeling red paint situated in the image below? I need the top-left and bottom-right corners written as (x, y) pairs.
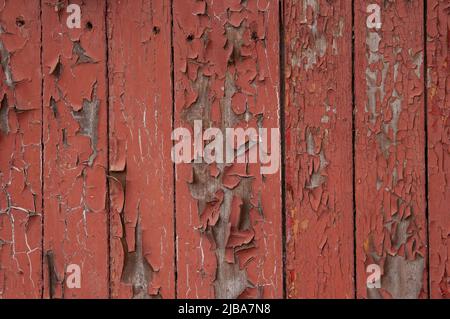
top-left (42, 0), bottom-right (108, 298)
top-left (173, 0), bottom-right (283, 299)
top-left (284, 0), bottom-right (354, 298)
top-left (427, 0), bottom-right (450, 299)
top-left (0, 0), bottom-right (447, 300)
top-left (107, 0), bottom-right (175, 299)
top-left (355, 0), bottom-right (428, 299)
top-left (0, 0), bottom-right (42, 299)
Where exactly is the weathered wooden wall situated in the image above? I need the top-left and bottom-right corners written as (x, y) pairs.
top-left (0, 0), bottom-right (448, 299)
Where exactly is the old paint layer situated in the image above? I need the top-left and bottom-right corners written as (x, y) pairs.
top-left (355, 0), bottom-right (428, 299)
top-left (107, 0), bottom-right (175, 299)
top-left (427, 0), bottom-right (450, 299)
top-left (284, 0), bottom-right (354, 298)
top-left (0, 0), bottom-right (42, 298)
top-left (42, 0), bottom-right (108, 298)
top-left (173, 0), bottom-right (283, 298)
top-left (0, 0), bottom-right (446, 300)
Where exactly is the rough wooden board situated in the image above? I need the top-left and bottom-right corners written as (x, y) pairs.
top-left (107, 0), bottom-right (175, 299)
top-left (42, 0), bottom-right (109, 298)
top-left (355, 0), bottom-right (428, 299)
top-left (173, 0), bottom-right (283, 299)
top-left (427, 0), bottom-right (450, 299)
top-left (284, 0), bottom-right (354, 298)
top-left (0, 0), bottom-right (43, 299)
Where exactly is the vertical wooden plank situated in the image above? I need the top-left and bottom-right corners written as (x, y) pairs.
top-left (355, 0), bottom-right (427, 298)
top-left (107, 0), bottom-right (175, 298)
top-left (173, 0), bottom-right (283, 298)
top-left (42, 0), bottom-right (109, 298)
top-left (427, 0), bottom-right (450, 299)
top-left (0, 0), bottom-right (42, 298)
top-left (284, 0), bottom-right (354, 298)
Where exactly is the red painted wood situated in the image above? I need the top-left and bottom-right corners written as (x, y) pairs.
top-left (0, 0), bottom-right (447, 300)
top-left (427, 0), bottom-right (450, 299)
top-left (0, 0), bottom-right (42, 298)
top-left (355, 0), bottom-right (428, 298)
top-left (284, 0), bottom-right (354, 298)
top-left (173, 0), bottom-right (283, 298)
top-left (42, 0), bottom-right (109, 298)
top-left (107, 0), bottom-right (175, 299)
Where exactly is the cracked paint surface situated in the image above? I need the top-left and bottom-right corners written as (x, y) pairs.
top-left (284, 0), bottom-right (354, 298)
top-left (0, 0), bottom-right (448, 300)
top-left (173, 0), bottom-right (282, 298)
top-left (355, 0), bottom-right (428, 299)
top-left (427, 0), bottom-right (449, 299)
top-left (0, 0), bottom-right (42, 299)
top-left (107, 0), bottom-right (175, 299)
top-left (42, 0), bottom-right (108, 298)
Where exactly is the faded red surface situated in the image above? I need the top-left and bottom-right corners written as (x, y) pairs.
top-left (0, 0), bottom-right (42, 298)
top-left (173, 0), bottom-right (283, 298)
top-left (0, 0), bottom-right (448, 300)
top-left (427, 0), bottom-right (450, 299)
top-left (284, 0), bottom-right (354, 298)
top-left (355, 0), bottom-right (428, 299)
top-left (107, 0), bottom-right (175, 299)
top-left (42, 0), bottom-right (108, 298)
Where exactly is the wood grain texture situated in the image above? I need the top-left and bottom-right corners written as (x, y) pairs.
top-left (42, 0), bottom-right (109, 298)
top-left (284, 0), bottom-right (354, 298)
top-left (0, 0), bottom-right (446, 300)
top-left (173, 0), bottom-right (283, 299)
top-left (427, 0), bottom-right (450, 299)
top-left (107, 0), bottom-right (175, 299)
top-left (0, 0), bottom-right (42, 298)
top-left (355, 0), bottom-right (428, 299)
